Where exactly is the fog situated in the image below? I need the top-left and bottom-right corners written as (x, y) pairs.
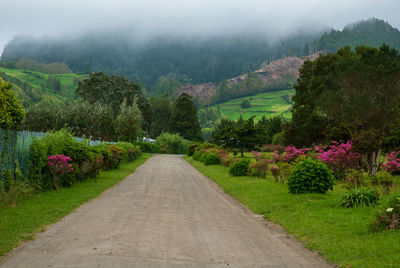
top-left (1, 0), bottom-right (400, 52)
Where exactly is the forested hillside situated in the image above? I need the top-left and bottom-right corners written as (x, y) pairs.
top-left (312, 18), bottom-right (400, 53)
top-left (0, 32), bottom-right (322, 92)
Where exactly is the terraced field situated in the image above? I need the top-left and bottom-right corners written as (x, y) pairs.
top-left (211, 89), bottom-right (294, 121)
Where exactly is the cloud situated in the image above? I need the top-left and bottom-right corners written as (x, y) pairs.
top-left (1, 0), bottom-right (400, 52)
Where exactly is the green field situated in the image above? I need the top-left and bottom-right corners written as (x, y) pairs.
top-left (0, 67), bottom-right (84, 104)
top-left (211, 90), bottom-right (294, 121)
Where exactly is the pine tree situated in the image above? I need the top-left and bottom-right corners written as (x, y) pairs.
top-left (169, 93), bottom-right (203, 142)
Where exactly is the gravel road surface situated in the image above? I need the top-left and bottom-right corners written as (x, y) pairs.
top-left (1, 154), bottom-right (330, 267)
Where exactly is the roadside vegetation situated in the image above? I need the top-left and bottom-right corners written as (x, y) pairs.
top-left (185, 44), bottom-right (400, 267)
top-left (186, 156), bottom-right (400, 267)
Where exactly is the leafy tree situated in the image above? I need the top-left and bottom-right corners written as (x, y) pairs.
top-left (0, 78), bottom-right (25, 129)
top-left (115, 99), bottom-right (143, 142)
top-left (198, 107), bottom-right (221, 129)
top-left (22, 101), bottom-right (64, 132)
top-left (76, 72), bottom-right (152, 130)
top-left (169, 93), bottom-right (203, 142)
top-left (154, 76), bottom-right (181, 96)
top-left (240, 99), bottom-right (251, 109)
top-left (46, 76), bottom-right (61, 92)
top-left (149, 95), bottom-right (173, 138)
top-left (288, 45), bottom-right (400, 175)
top-left (212, 116), bottom-right (264, 156)
top-left (256, 116), bottom-right (283, 144)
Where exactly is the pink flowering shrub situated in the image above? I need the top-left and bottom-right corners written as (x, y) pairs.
top-left (251, 151), bottom-right (270, 162)
top-left (382, 150), bottom-right (400, 175)
top-left (47, 154), bottom-right (74, 190)
top-left (315, 141), bottom-right (361, 180)
top-left (272, 146), bottom-right (311, 163)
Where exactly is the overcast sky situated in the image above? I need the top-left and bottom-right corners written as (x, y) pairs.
top-left (1, 0), bottom-right (400, 53)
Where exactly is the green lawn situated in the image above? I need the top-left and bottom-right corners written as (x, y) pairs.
top-left (185, 156), bottom-right (400, 268)
top-left (0, 153), bottom-right (152, 259)
top-left (210, 90), bottom-right (294, 121)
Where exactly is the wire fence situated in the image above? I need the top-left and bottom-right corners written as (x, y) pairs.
top-left (0, 129), bottom-right (111, 180)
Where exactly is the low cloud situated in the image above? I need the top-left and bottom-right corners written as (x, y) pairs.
top-left (1, 0), bottom-right (400, 52)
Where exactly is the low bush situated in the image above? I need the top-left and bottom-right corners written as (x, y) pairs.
top-left (382, 150), bottom-right (400, 175)
top-left (370, 171), bottom-right (395, 195)
top-left (260, 144), bottom-right (285, 153)
top-left (193, 150), bottom-right (202, 161)
top-left (340, 188), bottom-right (379, 208)
top-left (288, 159), bottom-right (334, 194)
top-left (27, 129), bottom-right (138, 191)
top-left (220, 156), bottom-right (238, 167)
top-left (116, 142), bottom-right (142, 162)
top-left (136, 141), bottom-right (161, 153)
top-left (187, 142), bottom-right (202, 156)
top-left (272, 146), bottom-right (310, 163)
top-left (0, 169), bottom-right (32, 208)
top-left (203, 153), bottom-right (220, 165)
top-left (156, 133), bottom-right (190, 154)
top-left (276, 162), bottom-right (295, 183)
top-left (248, 160), bottom-right (270, 178)
top-left (344, 169), bottom-right (365, 189)
top-left (373, 195), bottom-right (400, 230)
top-left (229, 159), bottom-right (250, 176)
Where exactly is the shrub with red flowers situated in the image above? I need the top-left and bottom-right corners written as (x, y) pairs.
top-left (47, 154), bottom-right (74, 190)
top-left (272, 146), bottom-right (311, 163)
top-left (382, 150), bottom-right (400, 175)
top-left (315, 141), bottom-right (361, 180)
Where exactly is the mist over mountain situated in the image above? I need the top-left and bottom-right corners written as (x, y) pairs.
top-left (1, 18), bottom-right (400, 95)
top-left (0, 30), bottom-right (325, 91)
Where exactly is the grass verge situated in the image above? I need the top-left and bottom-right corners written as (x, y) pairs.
top-left (185, 156), bottom-right (400, 268)
top-left (0, 153), bottom-right (152, 259)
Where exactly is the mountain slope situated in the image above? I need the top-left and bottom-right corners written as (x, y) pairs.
top-left (0, 33), bottom-right (322, 92)
top-left (0, 66), bottom-right (83, 105)
top-left (313, 18), bottom-right (400, 53)
top-left (175, 54), bottom-right (318, 105)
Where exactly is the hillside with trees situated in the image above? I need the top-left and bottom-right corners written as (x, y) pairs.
top-left (312, 18), bottom-right (400, 53)
top-left (0, 32), bottom-right (323, 93)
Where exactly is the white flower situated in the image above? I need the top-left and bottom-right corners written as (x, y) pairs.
top-left (386, 208), bottom-right (394, 213)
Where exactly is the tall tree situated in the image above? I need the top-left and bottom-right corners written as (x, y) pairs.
top-left (169, 93), bottom-right (203, 142)
top-left (75, 72), bottom-right (152, 130)
top-left (115, 99), bottom-right (143, 142)
top-left (149, 95), bottom-right (173, 138)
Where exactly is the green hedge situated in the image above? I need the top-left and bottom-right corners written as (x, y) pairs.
top-left (28, 129), bottom-right (141, 191)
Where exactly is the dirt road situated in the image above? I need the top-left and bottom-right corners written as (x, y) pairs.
top-left (1, 155), bottom-right (330, 267)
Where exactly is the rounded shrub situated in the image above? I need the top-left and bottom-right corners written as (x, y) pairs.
top-left (340, 188), bottom-right (379, 208)
top-left (229, 159), bottom-right (250, 176)
top-left (288, 159), bottom-right (334, 194)
top-left (193, 150), bottom-right (202, 161)
top-left (203, 153), bottom-right (220, 165)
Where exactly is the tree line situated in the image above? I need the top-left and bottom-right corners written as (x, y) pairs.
top-left (21, 72), bottom-right (203, 142)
